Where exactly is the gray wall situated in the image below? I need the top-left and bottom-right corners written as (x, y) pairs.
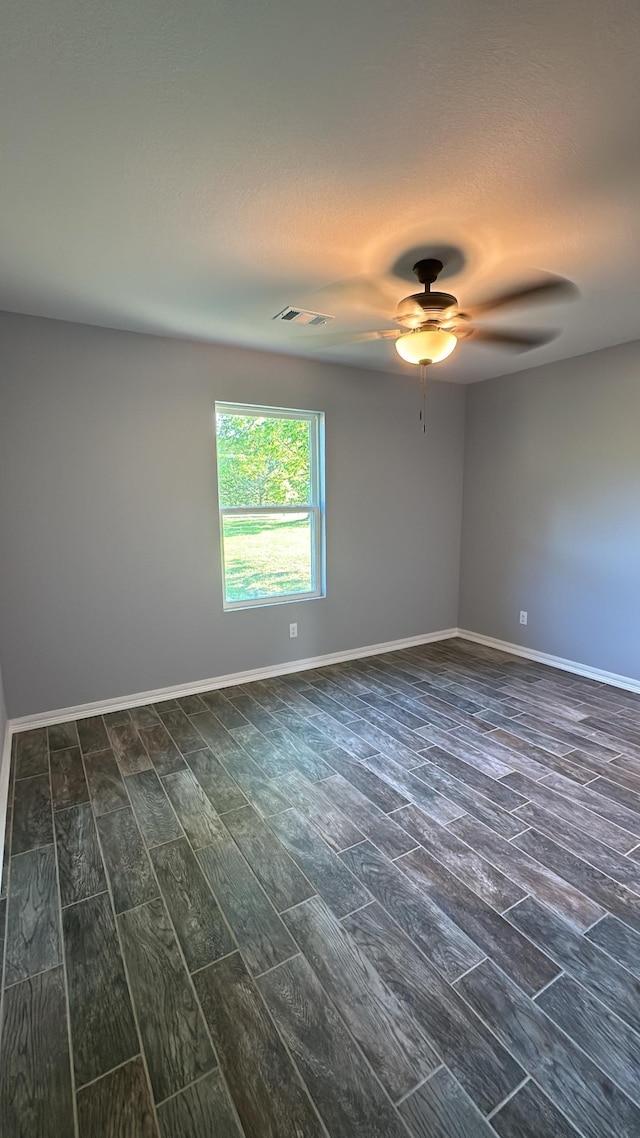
top-left (0, 311), bottom-right (465, 717)
top-left (459, 339), bottom-right (640, 681)
top-left (0, 658), bottom-right (6, 748)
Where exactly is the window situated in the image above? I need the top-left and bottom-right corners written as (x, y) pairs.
top-left (215, 402), bottom-right (325, 610)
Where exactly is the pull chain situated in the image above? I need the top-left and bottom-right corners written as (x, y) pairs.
top-left (419, 361), bottom-right (430, 433)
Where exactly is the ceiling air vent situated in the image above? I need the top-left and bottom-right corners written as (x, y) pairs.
top-left (273, 306), bottom-right (334, 326)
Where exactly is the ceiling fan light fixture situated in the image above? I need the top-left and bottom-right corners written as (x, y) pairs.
top-left (395, 327), bottom-right (457, 365)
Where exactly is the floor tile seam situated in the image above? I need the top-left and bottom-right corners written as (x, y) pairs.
top-left (76, 745), bottom-right (164, 1137)
top-left (48, 743), bottom-right (81, 1138)
top-left (73, 1051), bottom-right (144, 1095)
top-left (393, 1063), bottom-right (446, 1106)
top-left (484, 1073), bottom-right (531, 1120)
top-left (13, 768), bottom-right (51, 784)
top-left (3, 959), bottom-right (65, 992)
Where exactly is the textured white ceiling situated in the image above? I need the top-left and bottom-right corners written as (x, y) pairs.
top-left (1, 0), bottom-right (639, 382)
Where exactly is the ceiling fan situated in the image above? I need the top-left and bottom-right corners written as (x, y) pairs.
top-left (293, 258), bottom-right (578, 368)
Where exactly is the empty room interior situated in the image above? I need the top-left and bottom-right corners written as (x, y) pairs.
top-left (2, 2), bottom-right (640, 1136)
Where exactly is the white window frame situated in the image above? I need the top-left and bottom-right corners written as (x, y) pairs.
top-left (215, 402), bottom-right (326, 611)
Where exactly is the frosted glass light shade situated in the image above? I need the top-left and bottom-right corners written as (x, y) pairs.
top-left (395, 328), bottom-right (457, 365)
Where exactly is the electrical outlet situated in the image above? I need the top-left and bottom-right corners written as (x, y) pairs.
top-left (519, 611), bottom-right (528, 625)
top-left (289, 622), bottom-right (298, 638)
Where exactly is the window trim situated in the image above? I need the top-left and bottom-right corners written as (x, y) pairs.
top-left (215, 402), bottom-right (326, 612)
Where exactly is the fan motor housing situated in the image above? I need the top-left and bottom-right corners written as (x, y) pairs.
top-left (396, 290), bottom-right (458, 328)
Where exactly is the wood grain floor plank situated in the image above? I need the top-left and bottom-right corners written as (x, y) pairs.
top-left (507, 896), bottom-right (640, 1033)
top-left (399, 1066), bottom-right (497, 1137)
top-left (5, 845), bottom-right (61, 985)
top-left (50, 746), bottom-right (89, 811)
top-left (76, 1056), bottom-right (159, 1138)
top-left (223, 805), bottom-right (314, 911)
top-left (490, 1080), bottom-right (581, 1138)
top-left (397, 804), bottom-right (527, 912)
top-left (259, 952), bottom-right (409, 1137)
top-left (341, 839), bottom-right (484, 981)
top-left (76, 715), bottom-right (110, 756)
top-left (151, 838), bottom-right (235, 971)
top-left (588, 773), bottom-right (640, 815)
top-left (47, 721), bottom-right (79, 753)
top-left (505, 772), bottom-right (637, 853)
top-left (278, 771), bottom-right (365, 852)
top-left (175, 693), bottom-right (207, 714)
top-left (197, 837), bottom-right (297, 974)
top-left (455, 958), bottom-right (640, 1138)
top-left (381, 750), bottom-right (525, 836)
top-left (303, 710), bottom-right (380, 761)
top-left (449, 813), bottom-right (605, 929)
top-left (363, 753), bottom-right (469, 825)
top-left (230, 723), bottom-right (298, 778)
top-left (118, 898), bottom-right (215, 1103)
top-left (425, 746), bottom-right (526, 810)
top-left (56, 802), bottom-right (107, 907)
top-left (585, 915), bottom-right (640, 975)
top-left (186, 748), bottom-right (248, 814)
top-left (284, 895), bottom-right (440, 1100)
top-left (538, 770), bottom-right (640, 836)
top-left (159, 708), bottom-right (206, 754)
top-left (473, 711), bottom-right (575, 756)
top-left (193, 951), bottom-right (325, 1138)
top-left (108, 720), bottom-right (153, 775)
top-left (97, 807), bottom-right (159, 913)
top-left (267, 807), bottom-right (369, 916)
top-left (12, 773), bottom-right (53, 855)
top-left (512, 826), bottom-right (640, 932)
top-left (0, 967), bottom-right (74, 1138)
top-left (14, 728), bottom-right (49, 780)
top-left (199, 690), bottom-right (250, 729)
top-left (273, 705), bottom-right (337, 748)
top-left (129, 704), bottom-right (162, 729)
top-left (162, 769), bottom-right (226, 849)
top-left (323, 746), bottom-right (410, 812)
top-left (103, 709), bottom-right (134, 728)
top-left (84, 748), bottom-right (129, 816)
top-left (125, 768), bottom-right (183, 847)
top-left (320, 772), bottom-right (417, 858)
top-left (398, 844), bottom-right (560, 995)
top-left (157, 1069), bottom-right (242, 1138)
top-left (344, 714), bottom-right (425, 768)
top-left (536, 972), bottom-right (640, 1105)
top-left (265, 724), bottom-right (335, 781)
top-left (217, 747), bottom-right (291, 816)
top-left (190, 709), bottom-right (249, 754)
top-left (63, 891), bottom-right (138, 1087)
top-left (139, 723), bottom-right (187, 777)
top-left (345, 901), bottom-right (525, 1114)
top-left (512, 800), bottom-right (640, 888)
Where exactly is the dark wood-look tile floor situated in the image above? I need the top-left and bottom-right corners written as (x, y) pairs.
top-left (2, 639), bottom-right (640, 1137)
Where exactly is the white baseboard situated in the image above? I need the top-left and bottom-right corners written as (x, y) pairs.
top-left (0, 719), bottom-right (11, 885)
top-left (458, 629), bottom-right (640, 694)
top-left (9, 628), bottom-right (460, 732)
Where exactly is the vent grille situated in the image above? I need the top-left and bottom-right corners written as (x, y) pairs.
top-left (273, 306), bottom-right (334, 326)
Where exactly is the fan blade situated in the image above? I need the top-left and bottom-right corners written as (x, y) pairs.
top-left (288, 329), bottom-right (400, 349)
top-left (467, 326), bottom-right (559, 350)
top-left (314, 275), bottom-right (399, 317)
top-left (466, 275), bottom-right (578, 317)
